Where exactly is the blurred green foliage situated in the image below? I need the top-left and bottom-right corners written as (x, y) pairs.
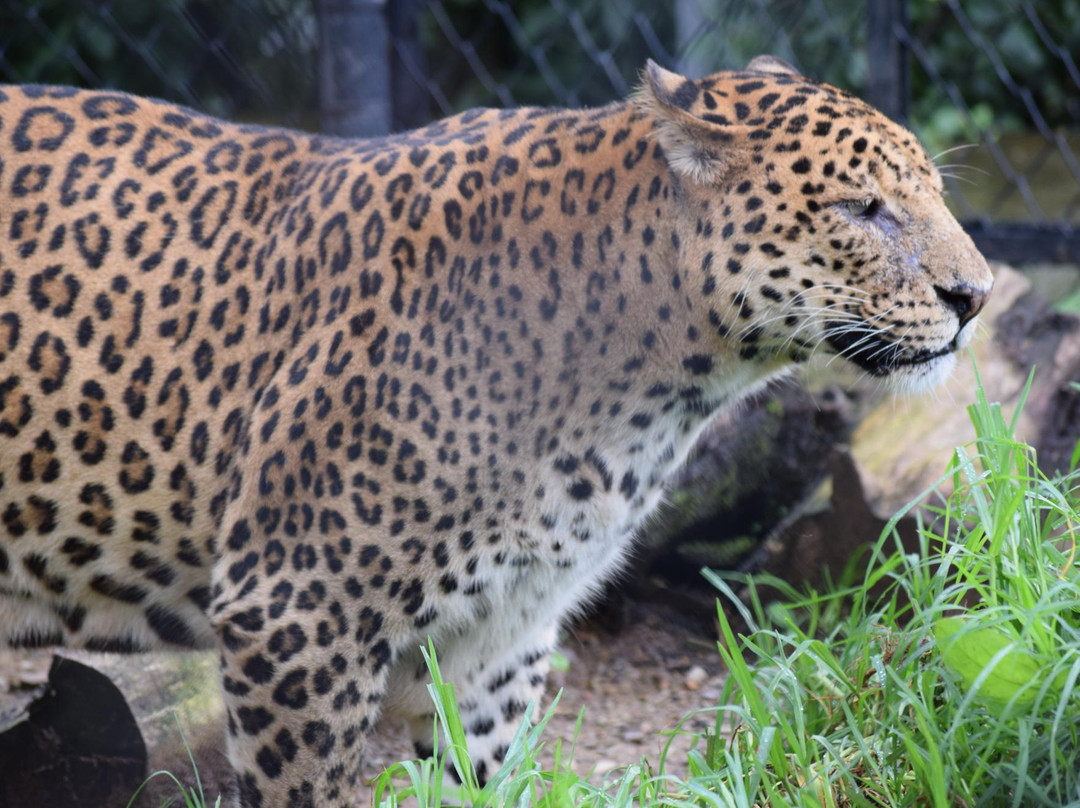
top-left (1, 0), bottom-right (1076, 147)
top-left (0, 0), bottom-right (317, 123)
top-left (419, 0), bottom-right (865, 112)
top-left (418, 0), bottom-right (1077, 157)
top-left (909, 0), bottom-right (1080, 155)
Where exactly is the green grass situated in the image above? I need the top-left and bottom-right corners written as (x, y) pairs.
top-left (375, 368), bottom-right (1080, 807)
top-left (126, 714), bottom-right (221, 808)
top-left (697, 369), bottom-right (1080, 807)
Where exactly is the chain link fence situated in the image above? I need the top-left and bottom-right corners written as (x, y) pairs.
top-left (1, 0), bottom-right (319, 127)
top-left (1, 0), bottom-right (1077, 263)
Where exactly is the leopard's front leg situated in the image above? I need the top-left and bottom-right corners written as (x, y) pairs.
top-left (212, 536), bottom-right (398, 806)
top-left (403, 622), bottom-right (557, 786)
top-left (211, 456), bottom-right (409, 808)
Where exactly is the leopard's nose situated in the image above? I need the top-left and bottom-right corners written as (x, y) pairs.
top-left (934, 282), bottom-right (989, 328)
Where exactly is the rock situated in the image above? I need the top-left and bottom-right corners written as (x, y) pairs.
top-left (594, 759), bottom-right (619, 775)
top-left (1021, 262), bottom-right (1080, 307)
top-left (0, 656), bottom-right (147, 808)
top-left (684, 665), bottom-right (708, 690)
top-left (0, 649), bottom-right (49, 692)
top-left (756, 448), bottom-right (921, 590)
top-left (57, 650), bottom-right (231, 808)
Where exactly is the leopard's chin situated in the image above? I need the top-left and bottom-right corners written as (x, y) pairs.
top-left (881, 349), bottom-right (960, 395)
top-left (875, 314), bottom-right (981, 394)
top-left (822, 313), bottom-right (979, 392)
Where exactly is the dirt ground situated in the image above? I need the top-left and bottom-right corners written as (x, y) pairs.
top-left (0, 596), bottom-right (729, 806)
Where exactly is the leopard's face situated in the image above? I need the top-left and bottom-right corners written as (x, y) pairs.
top-left (644, 57), bottom-right (992, 393)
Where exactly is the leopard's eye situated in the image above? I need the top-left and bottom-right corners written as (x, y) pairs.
top-left (844, 197), bottom-right (881, 218)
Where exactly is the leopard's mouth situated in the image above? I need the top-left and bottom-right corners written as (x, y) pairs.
top-left (824, 325), bottom-right (957, 377)
top-left (890, 345), bottom-right (956, 368)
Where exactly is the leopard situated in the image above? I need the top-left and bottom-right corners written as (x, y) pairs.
top-left (0, 55), bottom-right (991, 807)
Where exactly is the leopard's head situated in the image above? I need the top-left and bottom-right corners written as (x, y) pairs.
top-left (641, 56), bottom-right (992, 392)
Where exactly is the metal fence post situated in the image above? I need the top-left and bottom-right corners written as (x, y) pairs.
top-left (675, 0), bottom-right (718, 78)
top-left (315, 0), bottom-right (391, 137)
top-left (866, 0), bottom-right (908, 124)
top-left (388, 0), bottom-right (429, 131)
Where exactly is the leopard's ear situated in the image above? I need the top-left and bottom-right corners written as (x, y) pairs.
top-left (642, 59), bottom-right (703, 113)
top-left (638, 59), bottom-right (745, 185)
top-left (745, 54), bottom-right (802, 77)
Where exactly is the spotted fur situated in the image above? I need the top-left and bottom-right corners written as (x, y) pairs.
top-left (0, 56), bottom-right (991, 806)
